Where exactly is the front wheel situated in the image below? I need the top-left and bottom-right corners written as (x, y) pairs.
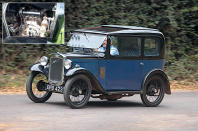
top-left (141, 75), bottom-right (165, 107)
top-left (64, 74), bottom-right (92, 109)
top-left (26, 71), bottom-right (52, 103)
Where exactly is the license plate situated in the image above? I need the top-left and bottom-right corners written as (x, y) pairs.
top-left (46, 84), bottom-right (64, 93)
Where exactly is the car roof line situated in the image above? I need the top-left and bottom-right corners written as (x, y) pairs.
top-left (73, 25), bottom-right (162, 35)
top-left (102, 25), bottom-right (159, 31)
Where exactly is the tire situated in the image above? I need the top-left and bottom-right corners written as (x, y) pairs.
top-left (64, 74), bottom-right (92, 109)
top-left (141, 75), bottom-right (165, 107)
top-left (26, 71), bottom-right (52, 103)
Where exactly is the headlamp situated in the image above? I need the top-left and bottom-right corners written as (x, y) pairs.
top-left (64, 59), bottom-right (72, 69)
top-left (39, 56), bottom-right (48, 66)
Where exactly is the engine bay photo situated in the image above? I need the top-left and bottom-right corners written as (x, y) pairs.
top-left (2, 2), bottom-right (65, 44)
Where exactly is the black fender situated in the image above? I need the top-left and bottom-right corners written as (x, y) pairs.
top-left (65, 67), bottom-right (87, 76)
top-left (142, 69), bottom-right (171, 94)
top-left (29, 63), bottom-right (49, 78)
top-left (65, 68), bottom-right (105, 93)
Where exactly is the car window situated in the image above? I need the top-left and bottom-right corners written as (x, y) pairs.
top-left (144, 38), bottom-right (160, 56)
top-left (111, 36), bottom-right (141, 57)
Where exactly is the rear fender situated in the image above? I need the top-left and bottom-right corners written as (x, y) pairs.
top-left (142, 69), bottom-right (171, 94)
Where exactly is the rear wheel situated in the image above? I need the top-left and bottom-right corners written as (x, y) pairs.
top-left (26, 71), bottom-right (52, 103)
top-left (64, 74), bottom-right (92, 109)
top-left (141, 75), bottom-right (165, 107)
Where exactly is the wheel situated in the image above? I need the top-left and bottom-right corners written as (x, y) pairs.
top-left (26, 71), bottom-right (52, 103)
top-left (64, 74), bottom-right (92, 109)
top-left (141, 75), bottom-right (165, 107)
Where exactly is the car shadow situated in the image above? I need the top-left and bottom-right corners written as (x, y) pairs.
top-left (87, 100), bottom-right (144, 108)
top-left (45, 101), bottom-right (67, 107)
top-left (45, 100), bottom-right (144, 108)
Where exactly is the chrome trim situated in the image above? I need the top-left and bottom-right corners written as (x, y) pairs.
top-left (22, 11), bottom-right (41, 15)
top-left (2, 3), bottom-right (10, 37)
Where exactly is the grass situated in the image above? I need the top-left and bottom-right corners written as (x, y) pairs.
top-left (0, 73), bottom-right (27, 89)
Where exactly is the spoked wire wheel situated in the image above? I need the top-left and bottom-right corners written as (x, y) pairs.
top-left (69, 79), bottom-right (89, 104)
top-left (26, 71), bottom-right (52, 103)
top-left (32, 73), bottom-right (48, 98)
top-left (141, 75), bottom-right (165, 107)
top-left (64, 75), bottom-right (91, 109)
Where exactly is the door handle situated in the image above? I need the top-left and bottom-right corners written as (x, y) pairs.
top-left (140, 62), bottom-right (144, 66)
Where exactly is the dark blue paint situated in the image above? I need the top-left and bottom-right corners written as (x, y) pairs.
top-left (70, 59), bottom-right (99, 79)
top-left (69, 58), bottom-right (164, 91)
top-left (102, 59), bottom-right (143, 91)
top-left (30, 58), bottom-right (165, 91)
top-left (142, 59), bottom-right (165, 77)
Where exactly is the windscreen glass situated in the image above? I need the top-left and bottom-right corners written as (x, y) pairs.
top-left (67, 33), bottom-right (106, 48)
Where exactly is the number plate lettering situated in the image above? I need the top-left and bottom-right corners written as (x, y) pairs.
top-left (46, 84), bottom-right (63, 93)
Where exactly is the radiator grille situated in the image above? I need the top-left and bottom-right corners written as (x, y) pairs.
top-left (49, 57), bottom-right (64, 85)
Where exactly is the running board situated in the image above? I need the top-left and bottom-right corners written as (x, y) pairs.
top-left (106, 90), bottom-right (143, 95)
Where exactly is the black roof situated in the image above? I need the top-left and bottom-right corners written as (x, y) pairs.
top-left (74, 25), bottom-right (163, 36)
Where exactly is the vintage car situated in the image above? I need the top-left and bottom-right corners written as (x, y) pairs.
top-left (26, 25), bottom-right (171, 108)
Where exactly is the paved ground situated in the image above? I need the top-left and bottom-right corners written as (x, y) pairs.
top-left (0, 92), bottom-right (198, 131)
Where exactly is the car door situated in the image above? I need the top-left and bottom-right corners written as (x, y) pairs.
top-left (142, 37), bottom-right (165, 76)
top-left (101, 35), bottom-right (144, 91)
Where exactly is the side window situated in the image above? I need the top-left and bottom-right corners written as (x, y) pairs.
top-left (144, 38), bottom-right (160, 57)
top-left (111, 36), bottom-right (141, 57)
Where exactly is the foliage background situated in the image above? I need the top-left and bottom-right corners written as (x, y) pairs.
top-left (0, 0), bottom-right (198, 84)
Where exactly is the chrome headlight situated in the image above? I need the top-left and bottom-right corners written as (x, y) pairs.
top-left (39, 56), bottom-right (48, 66)
top-left (64, 59), bottom-right (72, 69)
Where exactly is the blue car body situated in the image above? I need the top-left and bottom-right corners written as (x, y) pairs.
top-left (69, 58), bottom-right (164, 92)
top-left (30, 25), bottom-right (171, 95)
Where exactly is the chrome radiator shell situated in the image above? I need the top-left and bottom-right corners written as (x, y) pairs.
top-left (48, 56), bottom-right (64, 86)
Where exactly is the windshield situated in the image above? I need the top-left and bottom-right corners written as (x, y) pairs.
top-left (67, 33), bottom-right (107, 48)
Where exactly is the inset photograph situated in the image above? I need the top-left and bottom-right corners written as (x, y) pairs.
top-left (2, 2), bottom-right (64, 44)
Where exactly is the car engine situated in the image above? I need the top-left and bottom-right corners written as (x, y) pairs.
top-left (5, 3), bottom-right (56, 38)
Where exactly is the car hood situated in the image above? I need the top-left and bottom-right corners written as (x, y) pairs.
top-left (65, 52), bottom-right (104, 58)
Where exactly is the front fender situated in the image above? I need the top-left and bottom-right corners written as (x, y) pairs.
top-left (65, 67), bottom-right (105, 93)
top-left (65, 67), bottom-right (88, 76)
top-left (29, 63), bottom-right (49, 77)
